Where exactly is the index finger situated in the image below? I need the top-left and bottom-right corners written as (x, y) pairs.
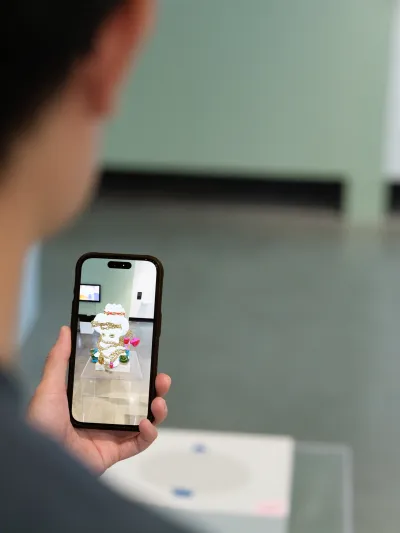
top-left (155, 373), bottom-right (171, 397)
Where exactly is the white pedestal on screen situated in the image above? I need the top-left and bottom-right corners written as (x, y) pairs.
top-left (80, 321), bottom-right (94, 335)
top-left (78, 351), bottom-right (148, 425)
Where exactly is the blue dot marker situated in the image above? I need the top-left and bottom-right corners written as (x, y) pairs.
top-left (192, 444), bottom-right (207, 454)
top-left (172, 488), bottom-right (193, 498)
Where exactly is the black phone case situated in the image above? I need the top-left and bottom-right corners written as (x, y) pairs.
top-left (67, 252), bottom-right (164, 432)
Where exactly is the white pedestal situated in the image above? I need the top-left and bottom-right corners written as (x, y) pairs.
top-left (102, 429), bottom-right (294, 533)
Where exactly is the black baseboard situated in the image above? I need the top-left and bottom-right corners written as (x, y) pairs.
top-left (389, 184), bottom-right (400, 212)
top-left (129, 317), bottom-right (154, 323)
top-left (100, 169), bottom-right (343, 211)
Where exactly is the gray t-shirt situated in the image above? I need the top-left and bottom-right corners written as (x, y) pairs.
top-left (0, 371), bottom-right (189, 533)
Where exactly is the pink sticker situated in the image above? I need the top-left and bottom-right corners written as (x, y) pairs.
top-left (256, 501), bottom-right (286, 518)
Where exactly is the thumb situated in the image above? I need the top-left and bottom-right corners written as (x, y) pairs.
top-left (42, 326), bottom-right (71, 389)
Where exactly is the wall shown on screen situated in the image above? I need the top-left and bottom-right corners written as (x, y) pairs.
top-left (129, 261), bottom-right (156, 319)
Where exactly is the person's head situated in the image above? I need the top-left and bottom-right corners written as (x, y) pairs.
top-left (0, 0), bottom-right (154, 243)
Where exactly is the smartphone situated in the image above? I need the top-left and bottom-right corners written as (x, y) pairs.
top-left (67, 253), bottom-right (163, 431)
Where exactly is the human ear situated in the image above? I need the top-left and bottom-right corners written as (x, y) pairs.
top-left (79, 0), bottom-right (155, 116)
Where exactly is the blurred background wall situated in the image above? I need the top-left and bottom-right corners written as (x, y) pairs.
top-left (385, 0), bottom-right (400, 183)
top-left (19, 246), bottom-right (40, 343)
top-left (104, 0), bottom-right (392, 224)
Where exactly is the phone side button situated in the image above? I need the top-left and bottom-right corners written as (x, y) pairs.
top-left (71, 300), bottom-right (77, 327)
top-left (158, 313), bottom-right (162, 337)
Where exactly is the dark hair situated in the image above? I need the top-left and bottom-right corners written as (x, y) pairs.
top-left (0, 1), bottom-right (126, 162)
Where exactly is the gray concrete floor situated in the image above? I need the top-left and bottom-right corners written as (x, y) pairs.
top-left (18, 195), bottom-right (400, 533)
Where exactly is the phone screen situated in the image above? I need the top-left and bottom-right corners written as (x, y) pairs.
top-left (70, 257), bottom-right (160, 427)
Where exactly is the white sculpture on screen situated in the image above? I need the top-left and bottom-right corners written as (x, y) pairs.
top-left (90, 304), bottom-right (131, 370)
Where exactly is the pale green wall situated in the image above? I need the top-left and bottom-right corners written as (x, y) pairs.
top-left (19, 246), bottom-right (40, 343)
top-left (79, 259), bottom-right (134, 316)
top-left (104, 0), bottom-right (393, 224)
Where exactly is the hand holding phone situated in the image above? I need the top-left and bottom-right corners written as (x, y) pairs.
top-left (29, 327), bottom-right (170, 473)
top-left (28, 253), bottom-right (167, 473)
